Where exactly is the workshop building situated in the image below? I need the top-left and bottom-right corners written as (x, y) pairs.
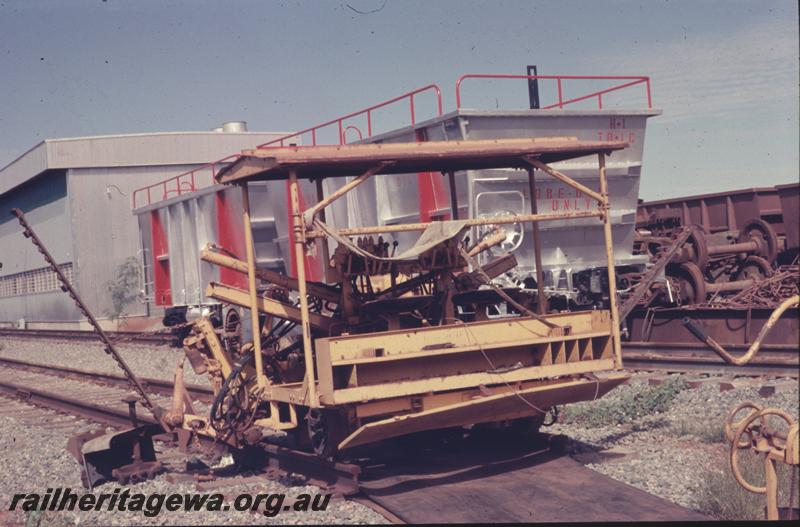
top-left (0, 125), bottom-right (286, 329)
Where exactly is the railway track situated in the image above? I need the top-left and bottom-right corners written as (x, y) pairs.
top-left (0, 327), bottom-right (172, 344)
top-left (0, 358), bottom-right (709, 522)
top-left (0, 363), bottom-right (196, 431)
top-left (0, 362), bottom-right (359, 496)
top-left (0, 356), bottom-right (213, 402)
top-left (622, 342), bottom-right (799, 378)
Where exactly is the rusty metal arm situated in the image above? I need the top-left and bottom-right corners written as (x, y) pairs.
top-left (683, 295), bottom-right (800, 366)
top-left (10, 208), bottom-right (171, 431)
top-left (618, 227), bottom-right (694, 322)
top-left (302, 162), bottom-right (393, 225)
top-left (596, 153), bottom-right (623, 368)
top-left (524, 156), bottom-right (604, 204)
top-left (290, 170), bottom-right (319, 406)
top-left (466, 228), bottom-right (507, 257)
top-left (527, 168), bottom-right (547, 315)
top-left (206, 282), bottom-right (335, 334)
top-left (200, 244), bottom-right (340, 303)
top-left (241, 184), bottom-right (268, 391)
top-left (375, 253), bottom-right (518, 301)
top-left (458, 247), bottom-right (560, 331)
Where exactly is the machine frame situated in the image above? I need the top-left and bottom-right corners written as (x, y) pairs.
top-left (178, 137), bottom-right (631, 453)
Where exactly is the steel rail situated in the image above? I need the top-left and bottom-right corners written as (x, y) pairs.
top-left (12, 208), bottom-right (166, 425)
top-left (0, 327), bottom-right (172, 344)
top-left (0, 368), bottom-right (361, 495)
top-left (0, 376), bottom-right (159, 430)
top-left (622, 342), bottom-right (799, 378)
top-left (0, 356), bottom-right (213, 401)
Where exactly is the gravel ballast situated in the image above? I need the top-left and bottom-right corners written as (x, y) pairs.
top-left (0, 410), bottom-right (387, 525)
top-left (2, 338), bottom-right (798, 522)
top-left (0, 337), bottom-right (208, 384)
top-left (549, 372), bottom-right (800, 516)
top-left (0, 338), bottom-right (387, 525)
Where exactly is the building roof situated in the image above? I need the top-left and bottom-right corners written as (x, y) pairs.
top-left (0, 130), bottom-right (289, 195)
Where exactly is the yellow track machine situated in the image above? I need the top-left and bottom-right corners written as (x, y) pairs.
top-left (167, 137), bottom-right (631, 457)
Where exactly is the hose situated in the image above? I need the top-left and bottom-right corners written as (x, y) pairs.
top-left (209, 350), bottom-right (255, 435)
top-left (682, 295), bottom-right (799, 366)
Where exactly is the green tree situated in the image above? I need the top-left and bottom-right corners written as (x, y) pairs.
top-left (105, 256), bottom-right (140, 325)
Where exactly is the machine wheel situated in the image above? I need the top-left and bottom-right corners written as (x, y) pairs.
top-left (306, 409), bottom-right (349, 459)
top-left (509, 412), bottom-right (547, 436)
top-left (668, 262), bottom-right (707, 305)
top-left (724, 401), bottom-right (763, 447)
top-left (738, 218), bottom-right (779, 264)
top-left (735, 255), bottom-right (774, 282)
top-left (729, 407), bottom-right (795, 494)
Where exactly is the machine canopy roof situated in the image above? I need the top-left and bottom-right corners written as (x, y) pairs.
top-left (215, 137), bottom-right (628, 183)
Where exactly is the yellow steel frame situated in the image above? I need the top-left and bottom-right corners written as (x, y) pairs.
top-left (200, 140), bottom-right (629, 447)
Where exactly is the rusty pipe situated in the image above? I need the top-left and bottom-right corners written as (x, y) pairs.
top-left (241, 184), bottom-right (267, 391)
top-left (525, 156), bottom-right (604, 204)
top-left (302, 162), bottom-right (391, 225)
top-left (305, 209), bottom-right (603, 239)
top-left (201, 244), bottom-right (339, 303)
top-left (527, 167), bottom-right (547, 315)
top-left (707, 240), bottom-right (760, 256)
top-left (467, 228), bottom-right (507, 257)
top-left (165, 361), bottom-right (187, 427)
top-left (705, 278), bottom-right (755, 293)
top-left (683, 295), bottom-right (799, 366)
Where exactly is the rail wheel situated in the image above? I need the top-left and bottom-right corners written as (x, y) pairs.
top-left (306, 408), bottom-right (349, 459)
top-left (738, 218), bottom-right (779, 264)
top-left (735, 255), bottom-right (774, 282)
top-left (509, 411), bottom-right (548, 436)
top-left (224, 307), bottom-right (241, 335)
top-left (500, 221), bottom-right (524, 253)
top-left (685, 226), bottom-right (709, 271)
top-left (222, 307), bottom-right (243, 355)
top-left (668, 262), bottom-right (707, 305)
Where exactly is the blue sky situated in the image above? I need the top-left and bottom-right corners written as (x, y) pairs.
top-left (1, 0), bottom-right (797, 199)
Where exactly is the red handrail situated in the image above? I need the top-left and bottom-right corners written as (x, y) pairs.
top-left (258, 84), bottom-right (443, 148)
top-left (131, 75), bottom-right (654, 210)
top-left (132, 154), bottom-right (240, 209)
top-left (131, 85), bottom-right (443, 209)
top-left (455, 74), bottom-right (652, 110)
top-left (342, 125), bottom-right (364, 143)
